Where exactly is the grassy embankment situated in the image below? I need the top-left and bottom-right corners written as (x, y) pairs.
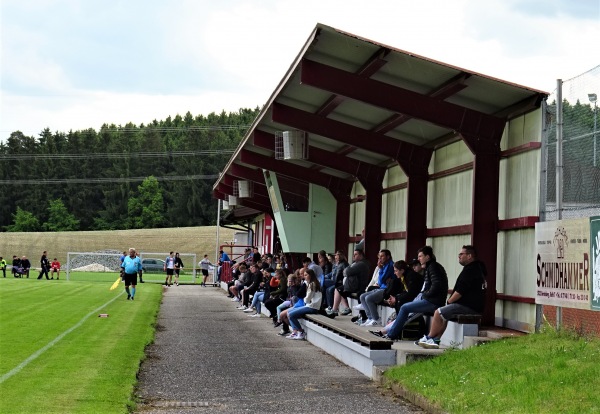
top-left (384, 327), bottom-right (600, 414)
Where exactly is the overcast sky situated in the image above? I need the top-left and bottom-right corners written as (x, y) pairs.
top-left (1, 0), bottom-right (599, 139)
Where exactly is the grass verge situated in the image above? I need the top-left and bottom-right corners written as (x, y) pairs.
top-left (0, 277), bottom-right (162, 414)
top-left (384, 329), bottom-right (600, 413)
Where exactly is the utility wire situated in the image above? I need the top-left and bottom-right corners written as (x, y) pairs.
top-left (0, 149), bottom-right (235, 161)
top-left (0, 174), bottom-right (220, 185)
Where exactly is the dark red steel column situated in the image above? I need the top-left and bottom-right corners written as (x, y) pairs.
top-left (363, 183), bottom-right (383, 268)
top-left (405, 169), bottom-right (429, 260)
top-left (471, 150), bottom-right (500, 326)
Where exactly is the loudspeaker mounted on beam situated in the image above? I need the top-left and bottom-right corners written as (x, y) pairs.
top-left (275, 130), bottom-right (308, 160)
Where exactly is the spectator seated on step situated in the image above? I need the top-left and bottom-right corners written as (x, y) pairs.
top-left (237, 263), bottom-right (263, 310)
top-left (416, 245), bottom-right (487, 349)
top-left (324, 250), bottom-right (349, 314)
top-left (228, 263), bottom-right (249, 301)
top-left (264, 269), bottom-right (289, 323)
top-left (384, 246), bottom-right (448, 341)
top-left (357, 249), bottom-right (395, 327)
top-left (277, 270), bottom-right (307, 336)
top-left (285, 269), bottom-right (322, 340)
top-left (327, 249), bottom-right (369, 318)
top-left (245, 267), bottom-right (277, 316)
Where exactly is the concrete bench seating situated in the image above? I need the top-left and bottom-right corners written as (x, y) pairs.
top-left (440, 314), bottom-right (482, 349)
top-left (300, 314), bottom-right (396, 378)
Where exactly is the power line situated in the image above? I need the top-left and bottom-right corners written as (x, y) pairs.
top-left (0, 174), bottom-right (220, 185)
top-left (0, 149), bottom-right (235, 161)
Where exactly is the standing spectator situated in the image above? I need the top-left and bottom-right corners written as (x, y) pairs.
top-left (12, 256), bottom-right (21, 277)
top-left (38, 251), bottom-right (50, 280)
top-left (0, 257), bottom-right (6, 278)
top-left (174, 252), bottom-right (184, 286)
top-left (217, 250), bottom-right (231, 283)
top-left (199, 254), bottom-right (214, 287)
top-left (50, 258), bottom-right (61, 280)
top-left (417, 245), bottom-right (487, 349)
top-left (136, 252), bottom-right (144, 283)
top-left (121, 248), bottom-right (142, 300)
top-left (21, 256), bottom-right (31, 278)
top-left (164, 251), bottom-right (175, 287)
top-left (385, 246), bottom-right (448, 340)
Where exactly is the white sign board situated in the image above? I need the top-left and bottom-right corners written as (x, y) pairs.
top-left (535, 218), bottom-right (590, 309)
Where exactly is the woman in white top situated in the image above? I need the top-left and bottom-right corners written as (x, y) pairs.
top-left (285, 269), bottom-right (322, 340)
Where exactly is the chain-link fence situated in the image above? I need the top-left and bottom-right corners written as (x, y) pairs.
top-left (541, 65), bottom-right (600, 221)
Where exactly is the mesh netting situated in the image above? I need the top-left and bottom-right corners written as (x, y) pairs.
top-left (542, 65), bottom-right (600, 220)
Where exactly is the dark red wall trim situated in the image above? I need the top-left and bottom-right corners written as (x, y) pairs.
top-left (426, 224), bottom-right (472, 237)
top-left (383, 183), bottom-right (407, 193)
top-left (381, 231), bottom-right (407, 240)
top-left (500, 142), bottom-right (542, 158)
top-left (429, 162), bottom-right (473, 180)
top-left (498, 216), bottom-right (539, 231)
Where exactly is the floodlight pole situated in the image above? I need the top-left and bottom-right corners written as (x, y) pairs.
top-left (589, 93), bottom-right (598, 167)
top-left (556, 79), bottom-right (564, 330)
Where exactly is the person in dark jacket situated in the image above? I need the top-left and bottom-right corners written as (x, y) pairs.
top-left (38, 251), bottom-right (50, 280)
top-left (385, 246), bottom-right (448, 340)
top-left (238, 263), bottom-right (263, 310)
top-left (386, 260), bottom-right (425, 311)
top-left (20, 256), bottom-right (31, 278)
top-left (417, 245), bottom-right (487, 349)
top-left (264, 269), bottom-right (289, 324)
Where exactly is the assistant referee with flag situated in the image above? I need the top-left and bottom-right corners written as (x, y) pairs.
top-left (121, 248), bottom-right (142, 300)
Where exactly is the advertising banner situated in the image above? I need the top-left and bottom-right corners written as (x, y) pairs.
top-left (591, 216), bottom-right (600, 310)
top-left (535, 218), bottom-right (590, 309)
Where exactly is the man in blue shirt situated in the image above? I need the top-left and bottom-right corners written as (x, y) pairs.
top-left (121, 248), bottom-right (142, 300)
top-left (217, 250), bottom-right (231, 283)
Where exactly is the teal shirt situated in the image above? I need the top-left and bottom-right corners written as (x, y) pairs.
top-left (122, 256), bottom-right (142, 274)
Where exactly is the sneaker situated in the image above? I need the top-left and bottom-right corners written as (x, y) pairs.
top-left (250, 313), bottom-right (261, 318)
top-left (243, 307), bottom-right (255, 313)
top-left (326, 308), bottom-right (338, 316)
top-left (340, 308), bottom-right (352, 316)
top-left (127, 294), bottom-right (131, 300)
top-left (277, 329), bottom-right (290, 336)
top-left (351, 315), bottom-right (360, 323)
top-left (353, 303), bottom-right (365, 311)
top-left (286, 332), bottom-right (298, 339)
top-left (419, 338), bottom-right (440, 349)
top-left (131, 296), bottom-right (134, 300)
top-left (354, 318), bottom-right (366, 325)
top-left (325, 306), bottom-right (332, 313)
top-left (369, 330), bottom-right (385, 337)
top-left (293, 332), bottom-right (305, 340)
top-left (237, 305), bottom-right (248, 310)
top-left (360, 319), bottom-right (373, 326)
top-left (364, 319), bottom-right (381, 327)
top-left (415, 335), bottom-right (429, 346)
top-left (273, 320), bottom-right (283, 328)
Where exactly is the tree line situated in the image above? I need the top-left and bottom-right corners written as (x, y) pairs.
top-left (0, 108), bottom-right (260, 231)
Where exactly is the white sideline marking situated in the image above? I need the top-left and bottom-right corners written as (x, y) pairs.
top-left (0, 292), bottom-right (124, 384)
